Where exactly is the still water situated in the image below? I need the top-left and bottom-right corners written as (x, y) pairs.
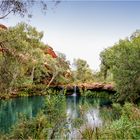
top-left (0, 94), bottom-right (112, 135)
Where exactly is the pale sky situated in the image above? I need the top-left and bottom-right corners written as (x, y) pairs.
top-left (1, 1), bottom-right (140, 71)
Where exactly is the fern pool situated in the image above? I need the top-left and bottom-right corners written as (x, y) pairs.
top-left (0, 93), bottom-right (113, 138)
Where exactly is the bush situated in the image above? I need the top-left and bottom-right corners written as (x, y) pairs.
top-left (1, 95), bottom-right (69, 139)
top-left (79, 103), bottom-right (140, 139)
top-left (81, 90), bottom-right (112, 99)
top-left (8, 112), bottom-right (49, 139)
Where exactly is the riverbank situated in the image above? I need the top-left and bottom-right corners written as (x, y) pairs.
top-left (0, 83), bottom-right (115, 100)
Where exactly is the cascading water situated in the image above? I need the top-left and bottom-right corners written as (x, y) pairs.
top-left (73, 85), bottom-right (77, 119)
top-left (72, 85), bottom-right (77, 96)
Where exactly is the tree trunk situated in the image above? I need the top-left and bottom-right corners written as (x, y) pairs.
top-left (47, 75), bottom-right (56, 88)
top-left (9, 69), bottom-right (18, 93)
top-left (30, 66), bottom-right (35, 83)
top-left (47, 72), bottom-right (58, 88)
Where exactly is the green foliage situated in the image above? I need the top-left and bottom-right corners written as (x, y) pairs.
top-left (7, 112), bottom-right (49, 139)
top-left (100, 31), bottom-right (140, 102)
top-left (44, 95), bottom-right (66, 121)
top-left (73, 58), bottom-right (94, 83)
top-left (102, 103), bottom-right (140, 139)
top-left (2, 95), bottom-right (68, 139)
top-left (111, 103), bottom-right (122, 118)
top-left (80, 89), bottom-right (113, 99)
top-left (0, 23), bottom-right (46, 93)
top-left (19, 86), bottom-right (64, 97)
top-left (0, 23), bottom-right (71, 96)
top-left (81, 127), bottom-right (102, 140)
top-left (46, 53), bottom-right (70, 87)
top-left (79, 103), bottom-right (140, 140)
top-left (43, 95), bottom-right (69, 139)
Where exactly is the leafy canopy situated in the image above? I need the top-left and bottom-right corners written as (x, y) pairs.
top-left (100, 31), bottom-right (140, 102)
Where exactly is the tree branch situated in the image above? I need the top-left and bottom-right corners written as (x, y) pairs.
top-left (0, 10), bottom-right (13, 19)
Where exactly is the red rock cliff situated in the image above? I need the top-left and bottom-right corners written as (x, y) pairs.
top-left (43, 46), bottom-right (57, 58)
top-left (0, 24), bottom-right (7, 30)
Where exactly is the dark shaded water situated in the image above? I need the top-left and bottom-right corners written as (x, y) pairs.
top-left (0, 95), bottom-right (112, 134)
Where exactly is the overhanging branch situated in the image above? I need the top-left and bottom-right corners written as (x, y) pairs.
top-left (0, 10), bottom-right (13, 19)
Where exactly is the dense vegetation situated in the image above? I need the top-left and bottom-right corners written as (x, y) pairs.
top-left (0, 23), bottom-right (71, 96)
top-left (79, 102), bottom-right (140, 139)
top-left (0, 22), bottom-right (97, 99)
top-left (0, 22), bottom-right (140, 139)
top-left (0, 95), bottom-right (69, 139)
top-left (0, 97), bottom-right (140, 139)
top-left (0, 1), bottom-right (140, 139)
top-left (100, 31), bottom-right (140, 102)
top-left (72, 58), bottom-right (94, 83)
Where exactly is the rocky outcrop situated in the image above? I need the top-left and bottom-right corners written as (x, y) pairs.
top-left (0, 24), bottom-right (57, 59)
top-left (0, 24), bottom-right (7, 30)
top-left (43, 46), bottom-right (57, 58)
top-left (0, 24), bottom-right (7, 53)
top-left (78, 83), bottom-right (114, 91)
top-left (57, 83), bottom-right (115, 93)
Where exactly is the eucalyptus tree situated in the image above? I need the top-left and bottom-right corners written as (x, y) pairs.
top-left (45, 52), bottom-right (70, 87)
top-left (100, 47), bottom-right (114, 80)
top-left (55, 52), bottom-right (71, 84)
top-left (73, 58), bottom-right (94, 83)
top-left (0, 23), bottom-right (46, 93)
top-left (100, 31), bottom-right (140, 102)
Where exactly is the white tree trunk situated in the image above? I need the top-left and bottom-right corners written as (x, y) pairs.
top-left (47, 72), bottom-right (58, 88)
top-left (30, 66), bottom-right (35, 83)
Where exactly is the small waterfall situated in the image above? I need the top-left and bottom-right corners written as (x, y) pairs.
top-left (72, 85), bottom-right (77, 96)
top-left (72, 86), bottom-right (77, 117)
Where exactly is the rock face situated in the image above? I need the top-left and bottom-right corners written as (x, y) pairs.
top-left (58, 83), bottom-right (115, 93)
top-left (47, 47), bottom-right (57, 58)
top-left (0, 24), bottom-right (7, 53)
top-left (0, 24), bottom-right (7, 30)
top-left (43, 46), bottom-right (57, 58)
top-left (78, 83), bottom-right (114, 91)
top-left (0, 24), bottom-right (57, 58)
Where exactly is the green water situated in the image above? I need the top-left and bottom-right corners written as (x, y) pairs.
top-left (0, 95), bottom-right (112, 134)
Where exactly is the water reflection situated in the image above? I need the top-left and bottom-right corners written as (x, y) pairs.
top-left (86, 108), bottom-right (102, 128)
top-left (0, 96), bottom-right (44, 133)
top-left (0, 95), bottom-right (111, 135)
top-left (66, 96), bottom-right (108, 139)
